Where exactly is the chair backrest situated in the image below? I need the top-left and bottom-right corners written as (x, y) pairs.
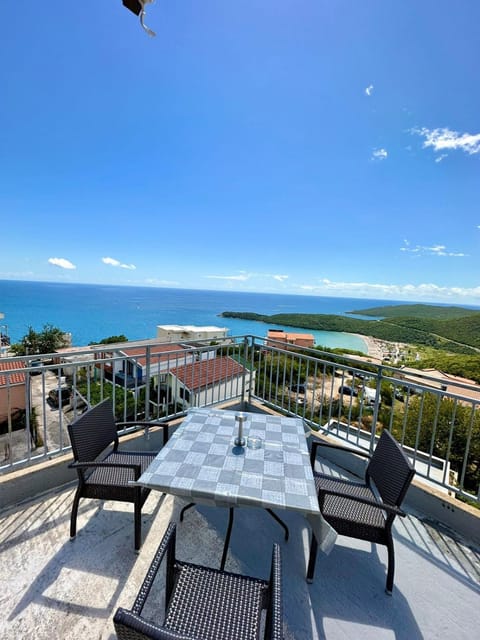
top-left (68, 399), bottom-right (118, 463)
top-left (366, 430), bottom-right (415, 509)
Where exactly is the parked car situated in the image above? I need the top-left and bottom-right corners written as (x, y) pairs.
top-left (48, 387), bottom-right (72, 408)
top-left (29, 359), bottom-right (43, 375)
top-left (363, 387), bottom-right (381, 405)
top-left (290, 383), bottom-right (306, 394)
top-left (393, 387), bottom-right (405, 402)
top-left (338, 385), bottom-right (358, 397)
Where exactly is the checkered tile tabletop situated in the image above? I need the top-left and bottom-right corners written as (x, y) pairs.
top-left (137, 408), bottom-right (321, 516)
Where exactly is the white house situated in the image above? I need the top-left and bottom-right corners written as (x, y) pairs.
top-left (156, 325), bottom-right (230, 343)
top-left (94, 342), bottom-right (198, 388)
top-left (167, 355), bottom-right (254, 409)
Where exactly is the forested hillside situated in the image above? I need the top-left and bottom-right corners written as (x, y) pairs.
top-left (221, 304), bottom-right (480, 382)
top-left (221, 304), bottom-right (480, 352)
top-left (348, 304), bottom-right (480, 320)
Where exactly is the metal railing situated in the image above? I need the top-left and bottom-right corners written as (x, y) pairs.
top-left (1, 335), bottom-right (479, 504)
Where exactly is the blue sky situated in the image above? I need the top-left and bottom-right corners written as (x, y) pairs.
top-left (1, 1), bottom-right (479, 304)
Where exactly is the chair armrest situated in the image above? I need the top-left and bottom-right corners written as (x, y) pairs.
top-left (131, 522), bottom-right (177, 616)
top-left (68, 460), bottom-right (142, 480)
top-left (320, 488), bottom-right (406, 517)
top-left (117, 420), bottom-right (170, 445)
top-left (310, 438), bottom-right (371, 468)
top-left (267, 543), bottom-right (283, 640)
top-left (114, 608), bottom-right (195, 640)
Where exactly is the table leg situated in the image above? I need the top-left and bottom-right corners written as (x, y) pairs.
top-left (184, 505), bottom-right (288, 571)
top-left (266, 508), bottom-right (289, 541)
top-left (220, 507), bottom-right (235, 571)
top-left (306, 530), bottom-right (318, 583)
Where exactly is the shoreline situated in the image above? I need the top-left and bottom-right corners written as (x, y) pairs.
top-left (352, 333), bottom-right (396, 362)
top-left (362, 335), bottom-right (384, 360)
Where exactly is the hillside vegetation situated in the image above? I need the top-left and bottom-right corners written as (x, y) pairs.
top-left (221, 304), bottom-right (480, 382)
top-left (221, 304), bottom-right (480, 352)
top-left (349, 304), bottom-right (480, 320)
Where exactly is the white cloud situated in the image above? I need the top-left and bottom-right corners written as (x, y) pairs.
top-left (372, 148), bottom-right (388, 160)
top-left (48, 257), bottom-right (76, 270)
top-left (400, 240), bottom-right (466, 257)
top-left (412, 127), bottom-right (480, 156)
top-left (102, 257), bottom-right (136, 270)
top-left (144, 278), bottom-right (180, 286)
top-left (0, 270), bottom-right (36, 279)
top-left (365, 84), bottom-right (374, 96)
top-left (205, 272), bottom-right (288, 283)
top-left (206, 273), bottom-right (250, 282)
top-left (298, 279), bottom-right (480, 303)
top-left (435, 154), bottom-right (448, 163)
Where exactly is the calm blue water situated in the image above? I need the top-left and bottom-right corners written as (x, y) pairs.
top-left (1, 280), bottom-right (470, 353)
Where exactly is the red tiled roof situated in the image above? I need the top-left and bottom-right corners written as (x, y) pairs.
top-left (171, 356), bottom-right (247, 391)
top-left (0, 360), bottom-right (26, 386)
top-left (267, 330), bottom-right (314, 340)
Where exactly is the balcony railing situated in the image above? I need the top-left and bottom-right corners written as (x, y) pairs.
top-left (1, 335), bottom-right (479, 505)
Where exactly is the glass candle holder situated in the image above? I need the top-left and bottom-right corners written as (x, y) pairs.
top-left (247, 436), bottom-right (262, 449)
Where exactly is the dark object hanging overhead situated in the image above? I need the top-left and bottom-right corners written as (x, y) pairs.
top-left (122, 0), bottom-right (142, 15)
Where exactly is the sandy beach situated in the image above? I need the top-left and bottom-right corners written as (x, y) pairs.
top-left (356, 334), bottom-right (397, 362)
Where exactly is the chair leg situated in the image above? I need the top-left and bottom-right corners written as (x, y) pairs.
top-left (306, 531), bottom-right (318, 583)
top-left (179, 502), bottom-right (195, 522)
top-left (70, 488), bottom-right (81, 539)
top-left (385, 535), bottom-right (395, 595)
top-left (134, 499), bottom-right (142, 552)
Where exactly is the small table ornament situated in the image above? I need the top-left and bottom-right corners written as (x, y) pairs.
top-left (234, 412), bottom-right (246, 447)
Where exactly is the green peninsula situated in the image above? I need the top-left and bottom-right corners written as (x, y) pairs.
top-left (221, 304), bottom-right (480, 353)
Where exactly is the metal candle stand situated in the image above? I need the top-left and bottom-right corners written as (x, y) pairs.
top-left (234, 413), bottom-right (246, 447)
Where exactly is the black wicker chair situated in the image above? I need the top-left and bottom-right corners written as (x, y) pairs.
top-left (114, 522), bottom-right (283, 640)
top-left (307, 429), bottom-right (415, 594)
top-left (67, 399), bottom-right (169, 551)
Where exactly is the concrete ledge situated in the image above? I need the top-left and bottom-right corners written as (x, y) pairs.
top-left (0, 452), bottom-right (76, 510)
top-left (0, 424), bottom-right (175, 511)
top-left (407, 477), bottom-right (480, 546)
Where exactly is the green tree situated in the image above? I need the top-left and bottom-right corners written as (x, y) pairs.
top-left (399, 393), bottom-right (480, 494)
top-left (89, 335), bottom-right (128, 345)
top-left (11, 324), bottom-right (70, 356)
top-left (76, 380), bottom-right (140, 421)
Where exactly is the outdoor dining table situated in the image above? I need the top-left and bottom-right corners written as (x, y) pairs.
top-left (136, 407), bottom-right (337, 570)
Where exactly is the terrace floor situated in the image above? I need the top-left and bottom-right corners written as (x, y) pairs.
top-left (1, 456), bottom-right (480, 639)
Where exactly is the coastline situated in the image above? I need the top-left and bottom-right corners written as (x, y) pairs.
top-left (0, 282), bottom-right (407, 347)
top-left (354, 334), bottom-right (393, 362)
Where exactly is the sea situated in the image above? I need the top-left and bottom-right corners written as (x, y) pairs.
top-left (0, 279), bottom-right (441, 353)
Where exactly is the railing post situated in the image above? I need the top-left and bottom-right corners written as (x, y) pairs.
top-left (248, 336), bottom-right (256, 402)
top-left (248, 335), bottom-right (255, 406)
top-left (370, 366), bottom-right (384, 452)
top-left (25, 370), bottom-right (33, 455)
top-left (240, 336), bottom-right (250, 411)
top-left (5, 375), bottom-right (13, 464)
top-left (145, 345), bottom-right (151, 421)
